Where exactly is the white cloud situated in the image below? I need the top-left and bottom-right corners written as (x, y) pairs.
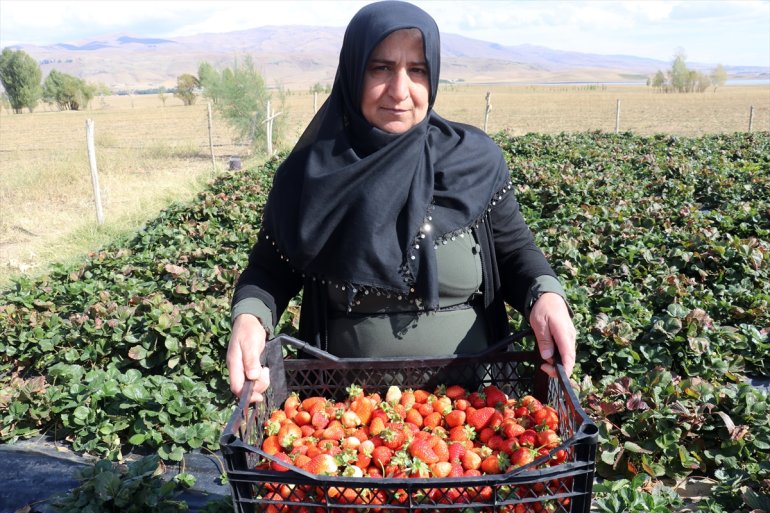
top-left (1, 0), bottom-right (768, 66)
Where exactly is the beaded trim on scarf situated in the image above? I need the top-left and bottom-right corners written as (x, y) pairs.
top-left (264, 179), bottom-right (514, 312)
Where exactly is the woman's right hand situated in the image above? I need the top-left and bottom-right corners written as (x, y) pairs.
top-left (226, 314), bottom-right (271, 403)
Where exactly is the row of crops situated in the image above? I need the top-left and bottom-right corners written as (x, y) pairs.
top-left (1, 131), bottom-right (768, 511)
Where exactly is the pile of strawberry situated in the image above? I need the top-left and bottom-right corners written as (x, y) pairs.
top-left (258, 383), bottom-right (568, 480)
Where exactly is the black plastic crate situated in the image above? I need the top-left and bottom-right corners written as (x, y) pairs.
top-left (220, 331), bottom-right (598, 512)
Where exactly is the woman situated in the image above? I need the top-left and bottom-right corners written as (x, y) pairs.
top-left (227, 0), bottom-right (575, 403)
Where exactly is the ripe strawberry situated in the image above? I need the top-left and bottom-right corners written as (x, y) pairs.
top-left (488, 410), bottom-right (504, 430)
top-left (379, 425), bottom-right (406, 451)
top-left (418, 402), bottom-right (435, 417)
top-left (261, 434), bottom-right (281, 455)
top-left (432, 437), bottom-right (450, 462)
top-left (454, 398), bottom-right (470, 411)
top-left (448, 424), bottom-right (476, 443)
top-left (444, 409), bottom-right (466, 428)
top-left (532, 405), bottom-right (560, 430)
top-left (267, 410), bottom-right (287, 427)
top-left (407, 388), bottom-right (425, 403)
top-left (487, 434), bottom-right (506, 452)
top-left (467, 406), bottom-right (496, 431)
top-left (278, 421), bottom-right (302, 448)
top-left (448, 441), bottom-right (467, 462)
top-left (550, 448), bottom-right (568, 465)
top-left (468, 391), bottom-right (487, 409)
top-left (449, 461), bottom-right (465, 478)
top-left (311, 410), bottom-right (330, 430)
top-left (481, 451), bottom-right (510, 474)
top-left (293, 453), bottom-right (311, 470)
top-left (301, 396), bottom-right (328, 416)
top-left (350, 395), bottom-right (374, 426)
top-left (405, 408), bottom-right (423, 428)
top-left (444, 384), bottom-right (468, 400)
top-left (483, 385), bottom-right (507, 408)
top-left (430, 461), bottom-right (453, 478)
top-left (537, 429), bottom-right (561, 449)
top-left (509, 447), bottom-right (536, 468)
top-left (461, 449), bottom-right (482, 471)
top-left (409, 458), bottom-right (431, 478)
top-left (269, 451), bottom-right (293, 472)
top-left (501, 437), bottom-right (521, 455)
top-left (478, 427), bottom-right (496, 444)
top-left (294, 410), bottom-right (311, 427)
top-left (321, 420), bottom-right (345, 441)
top-left (284, 391), bottom-right (301, 410)
top-left (434, 396), bottom-right (453, 416)
top-left (400, 389), bottom-right (416, 410)
top-left (514, 405), bottom-right (530, 418)
top-left (519, 395), bottom-right (543, 412)
top-left (518, 429), bottom-right (538, 448)
top-left (501, 419), bottom-right (526, 439)
top-left (423, 411), bottom-right (442, 429)
top-left (369, 416), bottom-right (386, 436)
top-left (408, 438), bottom-right (440, 464)
top-left (300, 453), bottom-right (338, 475)
top-left (371, 445), bottom-right (393, 468)
top-left (356, 439), bottom-right (374, 468)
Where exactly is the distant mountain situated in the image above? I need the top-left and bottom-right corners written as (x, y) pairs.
top-left (6, 26), bottom-right (768, 92)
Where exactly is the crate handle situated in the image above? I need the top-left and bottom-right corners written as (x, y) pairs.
top-left (473, 328), bottom-right (533, 356)
top-left (272, 334), bottom-right (345, 361)
top-left (271, 329), bottom-right (534, 362)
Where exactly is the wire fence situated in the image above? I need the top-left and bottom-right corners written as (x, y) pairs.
top-left (1, 85), bottom-right (768, 168)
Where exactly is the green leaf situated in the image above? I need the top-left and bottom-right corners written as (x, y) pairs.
top-left (122, 382), bottom-right (150, 402)
top-left (624, 441), bottom-right (653, 454)
top-left (93, 470), bottom-right (121, 500)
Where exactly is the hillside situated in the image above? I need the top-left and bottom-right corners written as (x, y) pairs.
top-left (8, 26), bottom-right (769, 92)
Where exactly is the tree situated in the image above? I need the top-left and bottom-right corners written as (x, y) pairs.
top-left (197, 62), bottom-right (222, 104)
top-left (158, 86), bottom-right (168, 107)
top-left (42, 70), bottom-right (96, 110)
top-left (202, 56), bottom-right (282, 152)
top-left (309, 82), bottom-right (330, 95)
top-left (711, 64), bottom-right (728, 92)
top-left (669, 48), bottom-right (689, 93)
top-left (0, 48), bottom-right (42, 113)
top-left (174, 73), bottom-right (199, 106)
top-left (650, 70), bottom-right (667, 91)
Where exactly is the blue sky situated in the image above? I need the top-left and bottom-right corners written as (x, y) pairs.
top-left (1, 0), bottom-right (768, 67)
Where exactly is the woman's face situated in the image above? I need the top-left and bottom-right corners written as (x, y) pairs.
top-left (360, 29), bottom-right (430, 134)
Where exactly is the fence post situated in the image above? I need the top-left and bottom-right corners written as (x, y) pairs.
top-left (263, 101), bottom-right (282, 157)
top-left (207, 102), bottom-right (216, 170)
top-left (266, 101), bottom-right (273, 156)
top-left (85, 119), bottom-right (105, 225)
top-left (483, 92), bottom-right (492, 132)
top-left (313, 92), bottom-right (318, 114)
top-left (748, 105), bottom-right (754, 132)
top-left (615, 99), bottom-right (621, 134)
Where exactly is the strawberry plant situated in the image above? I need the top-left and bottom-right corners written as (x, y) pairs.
top-left (49, 454), bottom-right (190, 512)
top-left (1, 132), bottom-right (768, 511)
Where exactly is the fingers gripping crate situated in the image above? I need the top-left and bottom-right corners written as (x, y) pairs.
top-left (220, 331), bottom-right (598, 512)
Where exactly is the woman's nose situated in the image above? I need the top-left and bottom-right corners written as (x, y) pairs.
top-left (388, 68), bottom-right (410, 101)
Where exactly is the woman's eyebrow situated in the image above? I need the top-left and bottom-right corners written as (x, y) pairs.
top-left (368, 58), bottom-right (427, 67)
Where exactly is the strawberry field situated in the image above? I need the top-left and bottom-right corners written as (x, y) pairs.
top-left (1, 131), bottom-right (769, 512)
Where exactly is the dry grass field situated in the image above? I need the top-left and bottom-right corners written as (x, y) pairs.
top-left (1, 84), bottom-right (768, 287)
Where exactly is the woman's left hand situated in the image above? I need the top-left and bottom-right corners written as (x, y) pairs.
top-left (528, 292), bottom-right (576, 377)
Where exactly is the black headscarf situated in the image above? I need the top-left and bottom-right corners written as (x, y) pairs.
top-left (262, 0), bottom-right (510, 310)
